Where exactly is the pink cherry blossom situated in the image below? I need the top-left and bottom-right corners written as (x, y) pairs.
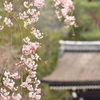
top-left (23, 1), bottom-right (33, 8)
top-left (0, 15), bottom-right (2, 19)
top-left (18, 11), bottom-right (29, 20)
top-left (35, 94), bottom-right (41, 100)
top-left (54, 0), bottom-right (76, 27)
top-left (3, 71), bottom-right (18, 91)
top-left (0, 88), bottom-right (10, 100)
top-left (22, 1), bottom-right (41, 28)
top-left (24, 18), bottom-right (32, 28)
top-left (35, 80), bottom-right (41, 87)
top-left (10, 72), bottom-right (21, 79)
top-left (31, 27), bottom-right (43, 39)
top-left (27, 84), bottom-right (34, 91)
top-left (31, 53), bottom-right (40, 61)
top-left (26, 75), bottom-right (32, 83)
top-left (64, 15), bottom-right (76, 28)
top-left (22, 40), bottom-right (40, 55)
top-left (23, 1), bottom-right (30, 8)
top-left (4, 1), bottom-right (13, 13)
top-left (35, 88), bottom-right (41, 94)
top-left (27, 9), bottom-right (40, 23)
top-left (29, 71), bottom-right (36, 78)
top-left (29, 92), bottom-right (41, 99)
top-left (29, 92), bottom-right (36, 99)
top-left (55, 10), bottom-right (62, 19)
top-left (34, 0), bottom-right (45, 9)
top-left (4, 17), bottom-right (13, 27)
top-left (25, 58), bottom-right (35, 69)
top-left (0, 26), bottom-right (4, 30)
top-left (20, 82), bottom-right (28, 88)
top-left (12, 93), bottom-right (22, 100)
top-left (23, 37), bottom-right (30, 43)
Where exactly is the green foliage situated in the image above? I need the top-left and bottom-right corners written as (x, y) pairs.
top-left (37, 29), bottom-right (63, 79)
top-left (40, 84), bottom-right (69, 100)
top-left (66, 0), bottom-right (100, 41)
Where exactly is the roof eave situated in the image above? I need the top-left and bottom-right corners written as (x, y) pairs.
top-left (41, 80), bottom-right (100, 86)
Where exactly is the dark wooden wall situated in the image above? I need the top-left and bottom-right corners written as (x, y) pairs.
top-left (69, 89), bottom-right (100, 100)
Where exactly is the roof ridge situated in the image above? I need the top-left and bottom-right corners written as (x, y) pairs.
top-left (59, 40), bottom-right (100, 45)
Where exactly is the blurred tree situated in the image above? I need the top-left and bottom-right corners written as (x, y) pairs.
top-left (66, 0), bottom-right (100, 41)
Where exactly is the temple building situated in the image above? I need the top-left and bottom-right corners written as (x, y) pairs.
top-left (41, 40), bottom-right (100, 100)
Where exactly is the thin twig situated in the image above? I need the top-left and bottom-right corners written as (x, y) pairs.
top-left (12, 15), bottom-right (23, 46)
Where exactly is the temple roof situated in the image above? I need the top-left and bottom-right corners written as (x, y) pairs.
top-left (41, 40), bottom-right (100, 89)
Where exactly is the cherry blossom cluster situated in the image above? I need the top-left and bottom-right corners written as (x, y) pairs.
top-left (9, 37), bottom-right (41, 99)
top-left (0, 88), bottom-right (10, 100)
top-left (34, 0), bottom-right (45, 9)
top-left (3, 71), bottom-right (20, 91)
top-left (0, 87), bottom-right (22, 100)
top-left (0, 1), bottom-right (13, 30)
top-left (31, 27), bottom-right (44, 39)
top-left (12, 93), bottom-right (22, 100)
top-left (22, 37), bottom-right (40, 55)
top-left (54, 0), bottom-right (77, 28)
top-left (0, 15), bottom-right (4, 30)
top-left (20, 37), bottom-right (41, 99)
top-left (24, 0), bottom-right (45, 9)
top-left (0, 16), bottom-right (13, 30)
top-left (0, 0), bottom-right (45, 100)
top-left (0, 36), bottom-right (42, 99)
top-left (0, 0), bottom-right (76, 99)
top-left (4, 17), bottom-right (13, 27)
top-left (18, 0), bottom-right (45, 28)
top-left (4, 0), bottom-right (13, 13)
top-left (0, 71), bottom-right (21, 100)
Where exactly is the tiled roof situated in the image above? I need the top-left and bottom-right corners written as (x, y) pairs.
top-left (50, 85), bottom-right (100, 90)
top-left (41, 40), bottom-right (100, 89)
top-left (59, 40), bottom-right (100, 52)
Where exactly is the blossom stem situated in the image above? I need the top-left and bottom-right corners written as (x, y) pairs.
top-left (12, 15), bottom-right (23, 46)
top-left (71, 26), bottom-right (75, 36)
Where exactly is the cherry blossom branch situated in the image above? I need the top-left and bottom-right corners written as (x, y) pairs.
top-left (0, 0), bottom-right (45, 100)
top-left (0, 0), bottom-right (76, 100)
top-left (54, 0), bottom-right (77, 28)
top-left (12, 15), bottom-right (23, 45)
